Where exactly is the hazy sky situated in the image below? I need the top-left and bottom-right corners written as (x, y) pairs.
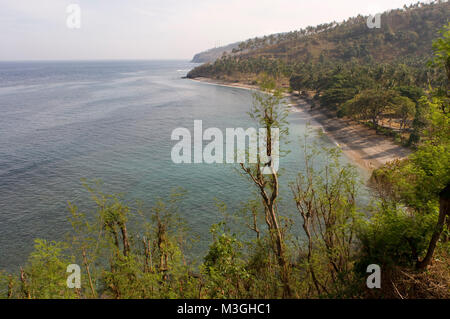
top-left (0, 0), bottom-right (424, 61)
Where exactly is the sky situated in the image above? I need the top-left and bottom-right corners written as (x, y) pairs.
top-left (0, 0), bottom-right (427, 61)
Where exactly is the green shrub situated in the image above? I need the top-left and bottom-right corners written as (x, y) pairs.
top-left (356, 205), bottom-right (436, 272)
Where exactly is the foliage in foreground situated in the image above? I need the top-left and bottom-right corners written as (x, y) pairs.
top-left (1, 138), bottom-right (447, 299)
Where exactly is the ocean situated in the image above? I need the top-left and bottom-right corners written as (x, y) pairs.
top-left (0, 60), bottom-right (365, 271)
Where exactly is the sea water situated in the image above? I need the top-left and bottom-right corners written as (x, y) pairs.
top-left (0, 60), bottom-right (366, 270)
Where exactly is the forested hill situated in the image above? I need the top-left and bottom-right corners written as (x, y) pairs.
top-left (187, 1), bottom-right (449, 80)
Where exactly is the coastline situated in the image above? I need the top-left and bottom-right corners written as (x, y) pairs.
top-left (189, 77), bottom-right (261, 91)
top-left (190, 77), bottom-right (411, 173)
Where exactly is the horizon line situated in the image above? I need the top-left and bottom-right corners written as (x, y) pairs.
top-left (0, 58), bottom-right (196, 63)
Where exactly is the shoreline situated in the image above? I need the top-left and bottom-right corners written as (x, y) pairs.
top-left (190, 77), bottom-right (411, 173)
top-left (189, 77), bottom-right (261, 91)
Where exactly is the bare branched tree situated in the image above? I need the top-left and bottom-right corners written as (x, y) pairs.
top-left (240, 78), bottom-right (293, 297)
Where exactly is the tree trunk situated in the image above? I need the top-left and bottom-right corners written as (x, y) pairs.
top-left (120, 223), bottom-right (130, 256)
top-left (416, 184), bottom-right (450, 269)
top-left (372, 116), bottom-right (378, 130)
top-left (82, 248), bottom-right (97, 297)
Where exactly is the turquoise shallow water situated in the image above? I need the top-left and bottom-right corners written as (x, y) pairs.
top-left (0, 60), bottom-right (366, 270)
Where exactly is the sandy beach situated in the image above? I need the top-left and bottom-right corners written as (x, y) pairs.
top-left (191, 77), bottom-right (411, 172)
top-left (290, 96), bottom-right (411, 171)
top-left (190, 77), bottom-right (261, 91)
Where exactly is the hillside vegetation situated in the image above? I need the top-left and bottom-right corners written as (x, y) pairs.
top-left (189, 1), bottom-right (449, 70)
top-left (188, 1), bottom-right (449, 146)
